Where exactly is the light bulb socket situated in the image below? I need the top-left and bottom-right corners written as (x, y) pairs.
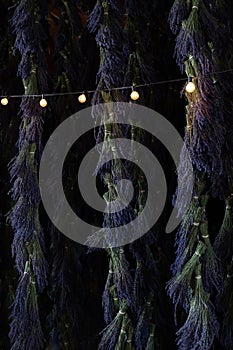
top-left (188, 77), bottom-right (193, 82)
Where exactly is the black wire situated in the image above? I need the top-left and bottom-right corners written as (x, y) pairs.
top-left (1, 68), bottom-right (233, 100)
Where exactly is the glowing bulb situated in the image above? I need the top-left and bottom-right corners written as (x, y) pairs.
top-left (130, 90), bottom-right (140, 101)
top-left (78, 93), bottom-right (87, 104)
top-left (185, 81), bottom-right (196, 93)
top-left (1, 97), bottom-right (8, 106)
top-left (40, 98), bottom-right (47, 107)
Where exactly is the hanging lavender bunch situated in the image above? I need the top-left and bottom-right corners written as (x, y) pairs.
top-left (98, 300), bottom-right (129, 350)
top-left (169, 171), bottom-right (221, 343)
top-left (88, 0), bottom-right (127, 104)
top-left (169, 0), bottom-right (191, 34)
top-left (130, 239), bottom-right (160, 313)
top-left (169, 0), bottom-right (229, 194)
top-left (11, 0), bottom-right (47, 86)
top-left (168, 179), bottom-right (221, 348)
top-left (171, 176), bottom-right (205, 275)
top-left (182, 57), bottom-right (225, 189)
top-left (87, 0), bottom-right (129, 246)
top-left (173, 0), bottom-right (226, 74)
top-left (168, 1), bottom-right (233, 348)
top-left (115, 313), bottom-right (132, 349)
top-left (132, 259), bottom-right (147, 312)
top-left (102, 259), bottom-right (115, 324)
top-left (86, 169), bottom-right (137, 248)
top-left (134, 295), bottom-right (154, 350)
top-left (8, 0), bottom-right (49, 348)
top-left (109, 248), bottom-right (133, 304)
top-left (9, 262), bottom-right (44, 350)
top-left (167, 241), bottom-right (206, 315)
top-left (176, 264), bottom-right (219, 350)
top-left (88, 0), bottom-right (129, 184)
top-left (171, 182), bottom-right (222, 294)
top-left (88, 2), bottom-right (134, 349)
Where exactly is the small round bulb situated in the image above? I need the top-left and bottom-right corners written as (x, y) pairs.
top-left (1, 97), bottom-right (8, 106)
top-left (185, 81), bottom-right (196, 93)
top-left (78, 93), bottom-right (87, 104)
top-left (40, 98), bottom-right (47, 108)
top-left (130, 90), bottom-right (140, 101)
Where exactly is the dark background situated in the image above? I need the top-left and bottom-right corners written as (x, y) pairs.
top-left (0, 0), bottom-right (228, 349)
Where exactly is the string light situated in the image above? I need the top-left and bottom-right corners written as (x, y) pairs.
top-left (78, 93), bottom-right (87, 104)
top-left (1, 97), bottom-right (9, 106)
top-left (39, 96), bottom-right (47, 108)
top-left (130, 87), bottom-right (140, 101)
top-left (0, 68), bottom-right (232, 104)
top-left (185, 77), bottom-right (196, 93)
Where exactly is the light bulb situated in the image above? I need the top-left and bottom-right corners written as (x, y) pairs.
top-left (1, 97), bottom-right (8, 106)
top-left (78, 93), bottom-right (87, 103)
top-left (185, 81), bottom-right (196, 93)
top-left (40, 98), bottom-right (47, 107)
top-left (130, 90), bottom-right (139, 101)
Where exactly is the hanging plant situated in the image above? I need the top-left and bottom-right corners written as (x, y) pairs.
top-left (8, 1), bottom-right (49, 348)
top-left (167, 0), bottom-right (233, 349)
